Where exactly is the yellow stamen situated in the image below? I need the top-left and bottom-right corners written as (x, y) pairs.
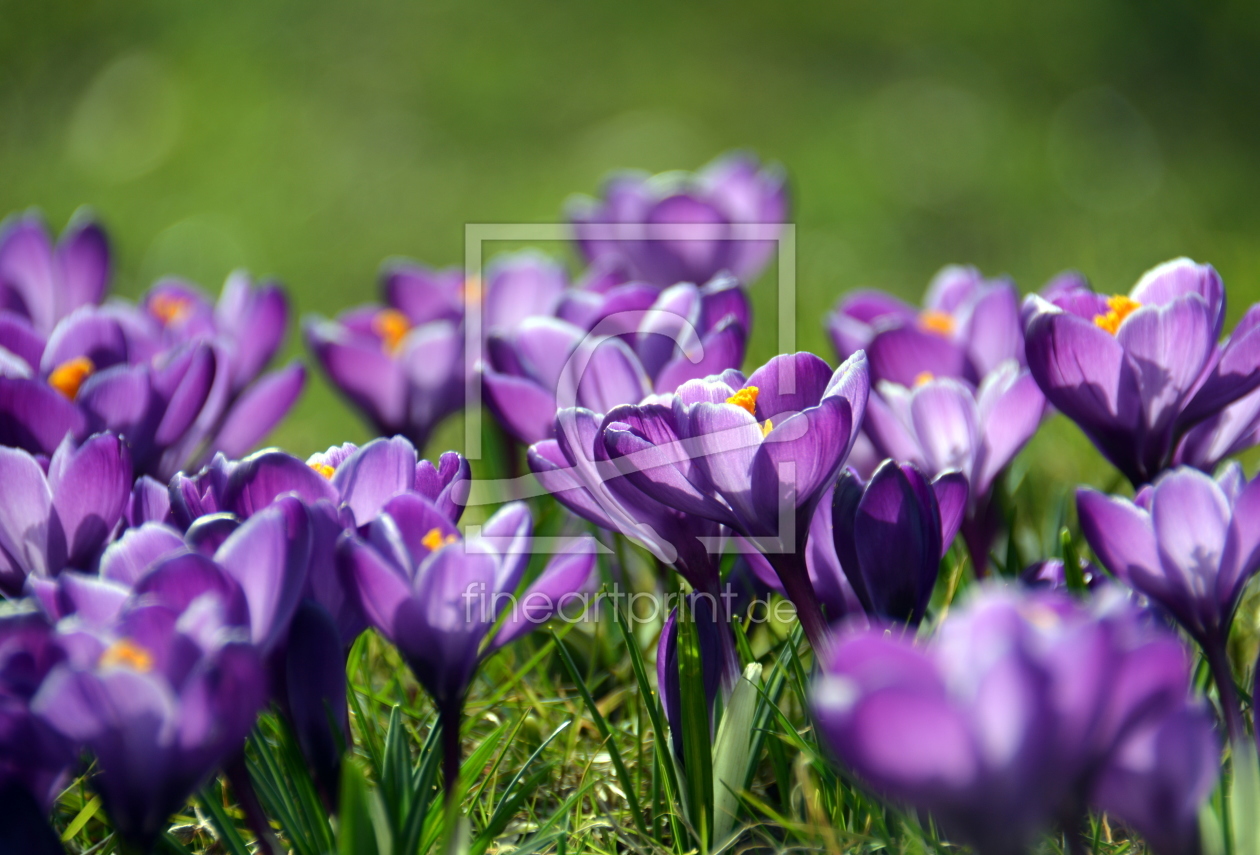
top-left (48, 357), bottom-right (95, 401)
top-left (99, 639), bottom-right (154, 672)
top-left (150, 294), bottom-right (192, 326)
top-left (914, 371), bottom-right (935, 387)
top-left (309, 462), bottom-right (336, 480)
top-left (1093, 295), bottom-right (1142, 336)
top-left (460, 276), bottom-right (482, 304)
top-left (726, 386), bottom-right (759, 417)
top-left (760, 418), bottom-right (774, 437)
top-left (918, 309), bottom-right (956, 336)
top-left (421, 527), bottom-right (459, 551)
top-left (372, 309), bottom-right (412, 355)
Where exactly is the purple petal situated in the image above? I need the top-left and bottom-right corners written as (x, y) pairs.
top-left (214, 501), bottom-right (309, 652)
top-left (209, 362), bottom-right (306, 459)
top-left (931, 471), bottom-right (969, 555)
top-left (1076, 488), bottom-right (1160, 587)
top-left (745, 352), bottom-right (835, 421)
top-left (654, 316), bottom-right (746, 395)
top-left (867, 326), bottom-right (969, 386)
top-left (974, 365), bottom-right (1044, 497)
top-left (56, 216), bottom-right (110, 317)
top-left (40, 309), bottom-right (127, 374)
top-left (492, 540), bottom-right (596, 648)
top-left (482, 366), bottom-right (561, 446)
top-left (1129, 258), bottom-right (1224, 337)
top-left (332, 436), bottom-right (418, 526)
top-left (99, 523), bottom-right (187, 585)
top-left (482, 251), bottom-right (567, 334)
top-left (382, 262), bottom-right (464, 326)
top-left (0, 216), bottom-right (55, 333)
top-left (0, 377), bottom-right (88, 455)
top-left (337, 534), bottom-right (410, 641)
top-left (960, 283), bottom-right (1023, 376)
top-left (305, 317), bottom-right (407, 431)
top-left (908, 379), bottom-right (980, 478)
top-left (47, 432), bottom-right (131, 566)
top-left (0, 446), bottom-right (54, 583)
top-left (214, 274), bottom-right (289, 390)
top-left (1115, 295), bottom-right (1215, 437)
top-left (222, 449), bottom-right (338, 517)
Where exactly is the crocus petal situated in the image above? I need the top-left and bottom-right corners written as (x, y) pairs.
top-left (0, 377), bottom-right (88, 455)
top-left (305, 318), bottom-right (407, 431)
top-left (215, 274), bottom-right (288, 389)
top-left (337, 534), bottom-right (411, 641)
top-left (493, 540), bottom-right (596, 648)
top-left (1076, 488), bottom-right (1160, 587)
top-left (214, 501), bottom-right (309, 653)
top-left (0, 216), bottom-right (55, 333)
top-left (867, 326), bottom-right (970, 386)
top-left (284, 599), bottom-right (347, 803)
top-left (40, 309), bottom-right (128, 374)
top-left (99, 523), bottom-right (187, 585)
top-left (745, 352), bottom-right (836, 421)
top-left (209, 362), bottom-right (306, 459)
top-left (851, 460), bottom-right (940, 623)
top-left (931, 471), bottom-right (969, 555)
top-left (332, 436), bottom-right (419, 526)
top-left (1115, 295), bottom-right (1215, 438)
top-left (47, 433), bottom-right (131, 567)
top-left (909, 379), bottom-right (980, 477)
top-left (482, 366), bottom-right (561, 446)
top-left (0, 446), bottom-right (54, 583)
top-left (974, 365), bottom-right (1044, 497)
top-left (222, 449), bottom-right (338, 517)
top-left (961, 283), bottom-right (1023, 376)
top-left (752, 396), bottom-right (854, 536)
top-left (1129, 258), bottom-right (1224, 337)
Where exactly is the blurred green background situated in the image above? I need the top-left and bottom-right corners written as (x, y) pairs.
top-left (4, 0), bottom-right (1260, 490)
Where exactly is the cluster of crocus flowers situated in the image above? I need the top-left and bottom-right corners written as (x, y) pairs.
top-left (829, 266), bottom-right (1044, 572)
top-left (0, 212), bottom-right (305, 479)
top-left (1024, 258), bottom-right (1260, 485)
top-left (567, 152), bottom-right (787, 289)
top-left (813, 586), bottom-right (1218, 855)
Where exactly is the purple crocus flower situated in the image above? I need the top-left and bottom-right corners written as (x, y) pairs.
top-left (829, 265), bottom-right (1024, 387)
top-left (130, 273), bottom-right (307, 467)
top-left (861, 361), bottom-right (1044, 574)
top-left (831, 461), bottom-right (967, 626)
top-left (1175, 380), bottom-right (1260, 473)
top-left (484, 274), bottom-right (749, 446)
top-left (338, 500), bottom-right (595, 793)
top-left (0, 305), bottom-right (222, 478)
top-left (568, 152), bottom-right (787, 289)
top-left (812, 585), bottom-right (1216, 855)
top-left (27, 504), bottom-right (305, 851)
top-left (0, 610), bottom-right (73, 812)
top-left (0, 433), bottom-right (131, 595)
top-left (0, 209), bottom-right (109, 337)
top-left (305, 260), bottom-right (467, 450)
top-left (1078, 462), bottom-right (1260, 737)
top-left (601, 352), bottom-right (869, 649)
top-left (1024, 258), bottom-right (1260, 486)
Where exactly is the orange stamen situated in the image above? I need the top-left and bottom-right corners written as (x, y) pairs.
top-left (918, 309), bottom-right (956, 336)
top-left (421, 528), bottom-right (458, 551)
top-left (1093, 295), bottom-right (1142, 336)
top-left (99, 639), bottom-right (154, 672)
top-left (150, 294), bottom-right (192, 326)
top-left (914, 371), bottom-right (935, 387)
top-left (372, 309), bottom-right (412, 355)
top-left (760, 418), bottom-right (774, 437)
top-left (48, 357), bottom-right (95, 401)
top-left (460, 276), bottom-right (482, 305)
top-left (726, 386), bottom-right (759, 417)
top-left (309, 462), bottom-right (336, 480)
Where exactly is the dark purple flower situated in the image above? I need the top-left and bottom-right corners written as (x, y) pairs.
top-left (0, 610), bottom-right (73, 812)
top-left (1024, 258), bottom-right (1260, 486)
top-left (829, 265), bottom-right (1023, 387)
top-left (485, 275), bottom-right (749, 445)
top-left (0, 434), bottom-right (131, 594)
top-left (28, 516), bottom-right (298, 851)
top-left (568, 152), bottom-right (787, 288)
top-left (812, 585), bottom-right (1215, 855)
top-left (831, 462), bottom-right (967, 626)
top-left (601, 352), bottom-right (869, 649)
top-left (1175, 380), bottom-right (1260, 473)
top-left (305, 260), bottom-right (467, 449)
top-left (0, 209), bottom-right (109, 337)
top-left (656, 594), bottom-right (729, 765)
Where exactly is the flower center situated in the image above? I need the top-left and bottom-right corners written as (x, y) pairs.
top-left (309, 462), bottom-right (336, 480)
top-left (460, 276), bottom-right (482, 305)
top-left (48, 356), bottom-right (95, 400)
top-left (1093, 295), bottom-right (1142, 336)
top-left (150, 294), bottom-right (193, 326)
top-left (726, 386), bottom-right (759, 416)
top-left (421, 527), bottom-right (459, 551)
top-left (99, 639), bottom-right (154, 672)
top-left (918, 310), bottom-right (956, 336)
top-left (914, 371), bottom-right (935, 387)
top-left (372, 309), bottom-right (412, 354)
